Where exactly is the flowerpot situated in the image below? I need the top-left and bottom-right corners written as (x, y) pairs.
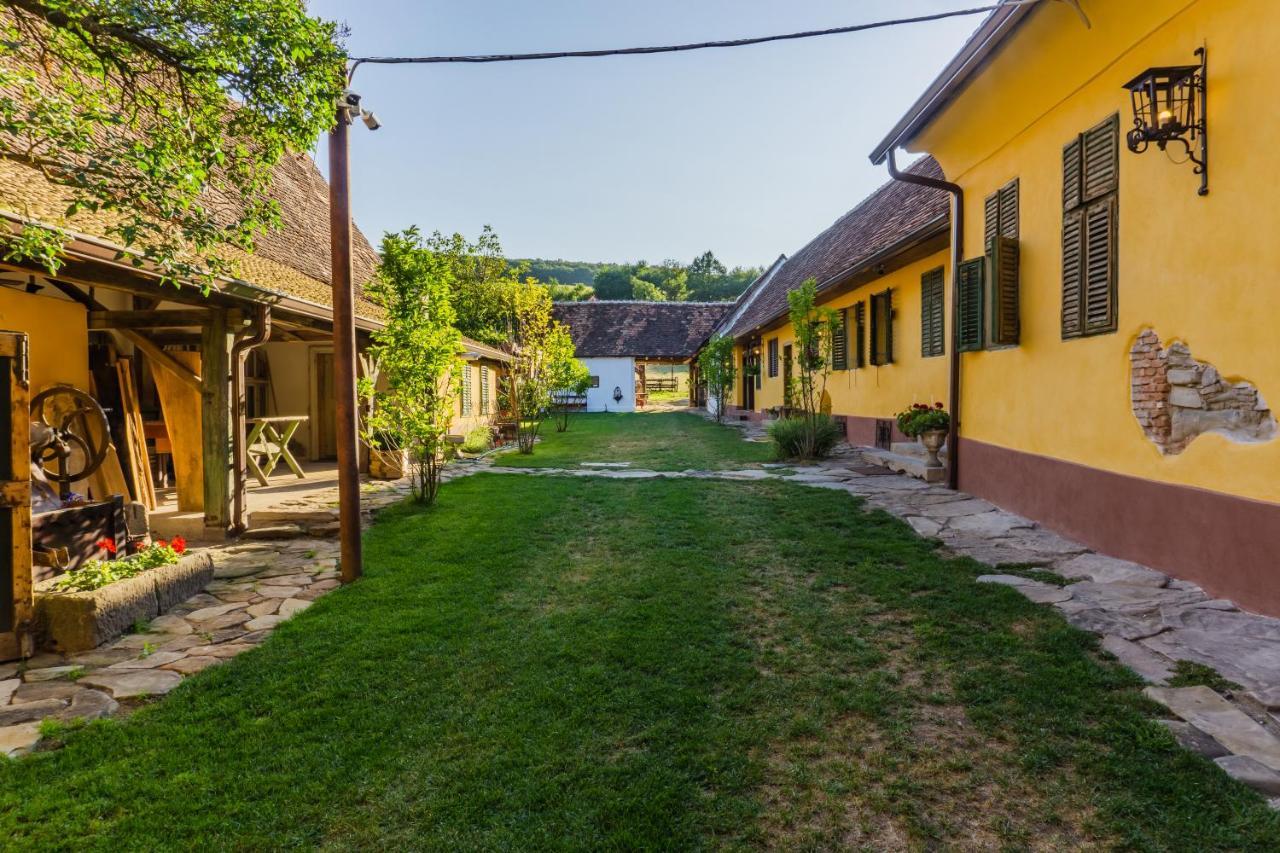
top-left (919, 429), bottom-right (947, 470)
top-left (33, 552), bottom-right (214, 653)
top-left (369, 448), bottom-right (407, 480)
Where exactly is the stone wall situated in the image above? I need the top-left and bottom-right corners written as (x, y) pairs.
top-left (1130, 329), bottom-right (1276, 455)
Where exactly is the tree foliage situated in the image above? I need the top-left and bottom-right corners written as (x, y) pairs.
top-left (777, 278), bottom-right (840, 460)
top-left (0, 0), bottom-right (346, 286)
top-left (547, 336), bottom-right (590, 434)
top-left (360, 227), bottom-right (461, 504)
top-left (505, 282), bottom-right (578, 453)
top-left (590, 251), bottom-right (761, 303)
top-left (697, 334), bottom-right (737, 423)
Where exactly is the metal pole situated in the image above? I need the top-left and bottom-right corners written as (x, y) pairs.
top-left (329, 108), bottom-right (363, 583)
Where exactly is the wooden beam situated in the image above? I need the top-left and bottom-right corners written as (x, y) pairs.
top-left (201, 310), bottom-right (233, 535)
top-left (88, 309), bottom-right (213, 329)
top-left (50, 281), bottom-right (202, 391)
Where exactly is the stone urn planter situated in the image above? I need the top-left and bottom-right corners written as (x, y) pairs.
top-left (33, 552), bottom-right (213, 653)
top-left (368, 448), bottom-right (407, 480)
top-left (919, 428), bottom-right (948, 470)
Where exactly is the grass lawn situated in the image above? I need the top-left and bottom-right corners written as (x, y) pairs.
top-left (496, 411), bottom-right (776, 470)
top-left (1, 474), bottom-right (1276, 849)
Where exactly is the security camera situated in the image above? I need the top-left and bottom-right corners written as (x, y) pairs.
top-left (361, 109), bottom-right (381, 131)
top-left (342, 89), bottom-right (362, 109)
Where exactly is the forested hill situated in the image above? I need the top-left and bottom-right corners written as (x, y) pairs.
top-left (513, 251), bottom-right (764, 303)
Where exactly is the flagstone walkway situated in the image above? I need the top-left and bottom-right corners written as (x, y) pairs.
top-left (5, 446), bottom-right (1280, 805)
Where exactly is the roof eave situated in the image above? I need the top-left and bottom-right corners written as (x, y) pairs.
top-left (868, 4), bottom-right (1034, 164)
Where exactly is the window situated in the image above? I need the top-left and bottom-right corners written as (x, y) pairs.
top-left (831, 309), bottom-right (849, 370)
top-left (920, 267), bottom-right (945, 358)
top-left (1062, 114), bottom-right (1119, 338)
top-left (589, 375), bottom-right (600, 388)
top-left (479, 365), bottom-right (490, 415)
top-left (459, 364), bottom-right (473, 415)
top-left (852, 302), bottom-right (866, 368)
top-left (984, 178), bottom-right (1021, 346)
top-left (767, 338), bottom-right (779, 378)
top-left (869, 289), bottom-right (894, 366)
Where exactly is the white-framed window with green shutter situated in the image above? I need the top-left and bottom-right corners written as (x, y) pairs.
top-left (460, 364), bottom-right (473, 415)
top-left (831, 308), bottom-right (849, 370)
top-left (1062, 113), bottom-right (1119, 339)
top-left (869, 289), bottom-right (894, 366)
top-left (920, 267), bottom-right (945, 358)
top-left (984, 178), bottom-right (1020, 347)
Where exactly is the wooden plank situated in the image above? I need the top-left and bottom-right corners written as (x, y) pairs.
top-left (0, 334), bottom-right (33, 659)
top-left (85, 374), bottom-right (131, 504)
top-left (152, 351), bottom-right (203, 512)
top-left (201, 311), bottom-right (232, 533)
top-left (88, 309), bottom-right (214, 330)
top-left (115, 359), bottom-right (156, 510)
top-left (121, 330), bottom-right (201, 391)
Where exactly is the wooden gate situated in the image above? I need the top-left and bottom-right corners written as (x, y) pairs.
top-left (0, 332), bottom-right (32, 661)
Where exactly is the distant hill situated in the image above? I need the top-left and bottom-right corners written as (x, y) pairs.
top-left (514, 259), bottom-right (607, 287)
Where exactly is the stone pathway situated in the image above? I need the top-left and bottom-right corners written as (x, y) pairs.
top-left (0, 476), bottom-right (418, 758)
top-left (477, 450), bottom-right (1280, 805)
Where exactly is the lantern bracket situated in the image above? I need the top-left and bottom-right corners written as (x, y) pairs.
top-left (1123, 47), bottom-right (1208, 196)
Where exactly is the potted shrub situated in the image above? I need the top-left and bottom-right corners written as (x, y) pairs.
top-left (34, 537), bottom-right (213, 652)
top-left (896, 402), bottom-right (951, 469)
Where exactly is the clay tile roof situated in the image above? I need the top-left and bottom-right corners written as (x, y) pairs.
top-left (552, 301), bottom-right (732, 359)
top-left (727, 156), bottom-right (950, 338)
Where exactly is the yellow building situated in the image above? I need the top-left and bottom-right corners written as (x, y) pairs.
top-left (713, 158), bottom-right (952, 448)
top-left (869, 0), bottom-right (1280, 612)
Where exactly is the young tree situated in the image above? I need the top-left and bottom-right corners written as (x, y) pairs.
top-left (698, 334), bottom-right (737, 423)
top-left (548, 341), bottom-right (591, 433)
top-left (361, 227), bottom-right (462, 504)
top-left (782, 278), bottom-right (840, 459)
top-left (506, 282), bottom-right (578, 452)
top-left (0, 1), bottom-right (346, 287)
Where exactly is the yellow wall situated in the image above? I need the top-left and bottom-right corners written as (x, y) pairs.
top-left (0, 289), bottom-right (89, 396)
top-left (745, 250), bottom-right (951, 420)
top-left (910, 0), bottom-right (1280, 503)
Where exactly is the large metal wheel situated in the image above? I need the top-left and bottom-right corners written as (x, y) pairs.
top-left (30, 385), bottom-right (111, 495)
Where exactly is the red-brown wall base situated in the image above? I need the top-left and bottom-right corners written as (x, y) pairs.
top-left (842, 414), bottom-right (912, 446)
top-left (958, 437), bottom-right (1280, 616)
top-left (724, 405), bottom-right (765, 422)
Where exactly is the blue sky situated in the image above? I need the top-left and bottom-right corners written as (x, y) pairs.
top-left (305, 1), bottom-right (980, 269)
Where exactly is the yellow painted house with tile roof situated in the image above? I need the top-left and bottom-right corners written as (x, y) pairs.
top-left (866, 0), bottom-right (1280, 613)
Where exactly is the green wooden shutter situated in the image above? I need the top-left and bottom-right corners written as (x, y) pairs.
top-left (998, 179), bottom-right (1019, 239)
top-left (870, 289), bottom-right (894, 365)
top-left (831, 310), bottom-right (848, 370)
top-left (988, 236), bottom-right (1020, 345)
top-left (1061, 208), bottom-right (1085, 338)
top-left (480, 366), bottom-right (490, 415)
top-left (460, 365), bottom-right (472, 415)
top-left (957, 257), bottom-right (985, 352)
top-left (1063, 135), bottom-right (1083, 211)
top-left (1082, 114), bottom-right (1119, 203)
top-left (984, 192), bottom-right (1000, 249)
top-left (920, 267), bottom-right (945, 357)
top-left (767, 339), bottom-right (778, 377)
top-left (1083, 196), bottom-right (1118, 333)
top-left (853, 302), bottom-right (866, 368)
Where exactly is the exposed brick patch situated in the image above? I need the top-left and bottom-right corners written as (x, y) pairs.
top-left (1130, 329), bottom-right (1276, 455)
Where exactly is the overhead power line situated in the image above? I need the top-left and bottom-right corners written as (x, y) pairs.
top-left (348, 4), bottom-right (1019, 69)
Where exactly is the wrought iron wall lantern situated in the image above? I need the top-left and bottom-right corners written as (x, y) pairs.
top-left (1122, 47), bottom-right (1208, 195)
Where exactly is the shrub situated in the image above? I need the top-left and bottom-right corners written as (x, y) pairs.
top-left (461, 427), bottom-right (492, 454)
top-left (769, 415), bottom-right (843, 460)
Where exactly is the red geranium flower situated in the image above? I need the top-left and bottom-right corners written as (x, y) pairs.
top-left (154, 539), bottom-right (168, 550)
top-left (96, 537), bottom-right (117, 556)
top-left (170, 536), bottom-right (187, 555)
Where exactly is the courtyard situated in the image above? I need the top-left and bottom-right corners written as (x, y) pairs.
top-left (2, 415), bottom-right (1278, 849)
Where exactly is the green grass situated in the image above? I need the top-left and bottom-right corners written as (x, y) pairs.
top-left (1, 474), bottom-right (1276, 849)
top-left (497, 411), bottom-right (775, 470)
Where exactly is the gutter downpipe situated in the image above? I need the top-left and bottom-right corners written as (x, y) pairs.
top-left (231, 305), bottom-right (272, 532)
top-left (885, 149), bottom-right (963, 490)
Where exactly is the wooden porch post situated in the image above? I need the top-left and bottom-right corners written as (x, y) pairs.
top-left (201, 309), bottom-right (233, 536)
